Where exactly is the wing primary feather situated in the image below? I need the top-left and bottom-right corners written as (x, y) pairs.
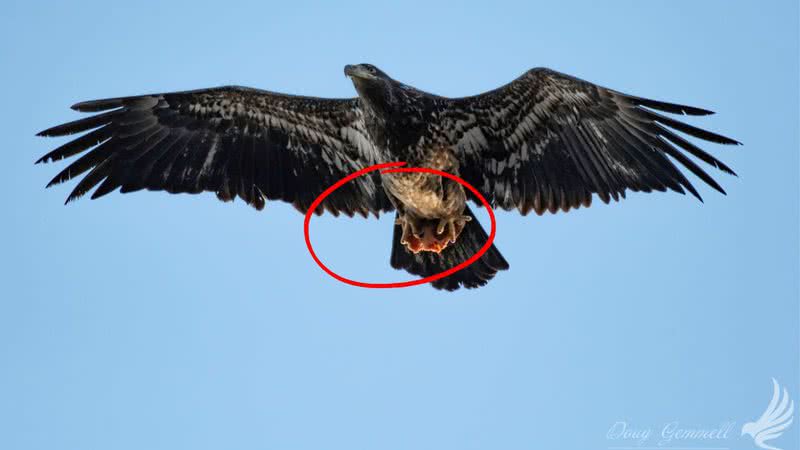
top-left (36, 124), bottom-right (114, 164)
top-left (37, 109), bottom-right (123, 137)
top-left (119, 128), bottom-right (174, 193)
top-left (637, 107), bottom-right (740, 145)
top-left (615, 115), bottom-right (704, 197)
top-left (616, 120), bottom-right (685, 194)
top-left (129, 129), bottom-right (183, 189)
top-left (46, 139), bottom-right (115, 188)
top-left (622, 127), bottom-right (686, 195)
top-left (117, 123), bottom-right (162, 153)
top-left (603, 120), bottom-right (667, 192)
top-left (65, 157), bottom-right (115, 203)
top-left (616, 92), bottom-right (714, 116)
top-left (115, 116), bottom-right (158, 139)
top-left (654, 123), bottom-right (738, 175)
top-left (91, 171), bottom-right (125, 199)
top-left (655, 136), bottom-right (725, 196)
top-left (600, 127), bottom-right (648, 191)
top-left (71, 98), bottom-right (129, 112)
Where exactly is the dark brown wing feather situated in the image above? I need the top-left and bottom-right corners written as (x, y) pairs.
top-left (443, 68), bottom-right (739, 215)
top-left (37, 86), bottom-right (393, 217)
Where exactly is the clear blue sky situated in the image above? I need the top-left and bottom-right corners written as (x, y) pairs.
top-left (1, 1), bottom-right (797, 449)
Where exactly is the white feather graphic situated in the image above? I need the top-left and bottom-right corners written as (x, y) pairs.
top-left (742, 378), bottom-right (794, 450)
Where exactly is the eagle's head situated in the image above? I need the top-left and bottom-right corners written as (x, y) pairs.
top-left (345, 63), bottom-right (425, 116)
top-left (344, 63), bottom-right (390, 82)
top-left (344, 63), bottom-right (399, 112)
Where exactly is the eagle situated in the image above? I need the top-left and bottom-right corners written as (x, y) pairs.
top-left (36, 64), bottom-right (739, 290)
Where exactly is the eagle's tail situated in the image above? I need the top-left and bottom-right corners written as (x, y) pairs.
top-left (390, 205), bottom-right (509, 290)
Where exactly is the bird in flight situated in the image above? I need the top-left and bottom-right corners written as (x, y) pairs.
top-left (37, 64), bottom-right (739, 290)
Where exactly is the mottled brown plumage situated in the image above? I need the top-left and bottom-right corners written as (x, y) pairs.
top-left (36, 63), bottom-right (739, 290)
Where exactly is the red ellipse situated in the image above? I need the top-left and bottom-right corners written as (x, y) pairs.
top-left (303, 162), bottom-right (498, 289)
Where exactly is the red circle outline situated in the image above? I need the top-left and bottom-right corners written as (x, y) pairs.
top-left (303, 162), bottom-right (498, 289)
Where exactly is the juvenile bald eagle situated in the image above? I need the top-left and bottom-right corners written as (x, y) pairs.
top-left (37, 64), bottom-right (739, 290)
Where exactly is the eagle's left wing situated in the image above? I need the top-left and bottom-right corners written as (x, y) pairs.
top-left (442, 68), bottom-right (739, 215)
top-left (37, 86), bottom-right (393, 217)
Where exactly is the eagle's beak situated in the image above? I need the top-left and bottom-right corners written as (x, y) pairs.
top-left (344, 64), bottom-right (369, 79)
top-left (344, 65), bottom-right (357, 78)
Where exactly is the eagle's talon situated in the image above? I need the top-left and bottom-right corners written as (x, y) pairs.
top-left (397, 213), bottom-right (471, 254)
top-left (435, 214), bottom-right (471, 244)
top-left (396, 214), bottom-right (426, 251)
top-left (436, 220), bottom-right (447, 235)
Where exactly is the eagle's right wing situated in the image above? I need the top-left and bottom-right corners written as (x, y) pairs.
top-left (37, 86), bottom-right (393, 217)
top-left (443, 68), bottom-right (739, 215)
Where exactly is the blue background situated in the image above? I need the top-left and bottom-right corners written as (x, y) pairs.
top-left (1, 1), bottom-right (797, 449)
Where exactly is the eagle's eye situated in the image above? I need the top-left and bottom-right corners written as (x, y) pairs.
top-left (368, 66), bottom-right (377, 74)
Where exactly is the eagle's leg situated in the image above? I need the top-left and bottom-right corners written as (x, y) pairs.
top-left (390, 148), bottom-right (471, 254)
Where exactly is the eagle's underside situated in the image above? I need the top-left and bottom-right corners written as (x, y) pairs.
top-left (36, 65), bottom-right (739, 290)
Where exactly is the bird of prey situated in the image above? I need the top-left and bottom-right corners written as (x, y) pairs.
top-left (742, 378), bottom-right (794, 450)
top-left (36, 64), bottom-right (739, 290)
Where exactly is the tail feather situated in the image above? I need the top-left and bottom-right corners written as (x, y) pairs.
top-left (390, 206), bottom-right (509, 290)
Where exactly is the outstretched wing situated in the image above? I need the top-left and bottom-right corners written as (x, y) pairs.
top-left (37, 86), bottom-right (393, 216)
top-left (443, 68), bottom-right (739, 215)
